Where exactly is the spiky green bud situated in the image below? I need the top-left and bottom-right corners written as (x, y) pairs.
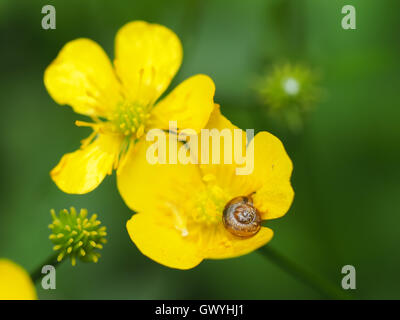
top-left (48, 207), bottom-right (107, 266)
top-left (256, 63), bottom-right (321, 131)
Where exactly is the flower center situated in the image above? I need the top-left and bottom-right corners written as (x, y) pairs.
top-left (110, 101), bottom-right (150, 138)
top-left (193, 181), bottom-right (230, 225)
top-left (49, 207), bottom-right (107, 266)
top-left (282, 77), bottom-right (300, 96)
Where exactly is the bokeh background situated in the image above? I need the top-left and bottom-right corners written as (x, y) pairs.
top-left (0, 0), bottom-right (399, 299)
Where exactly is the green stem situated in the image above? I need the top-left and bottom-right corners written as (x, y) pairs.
top-left (259, 246), bottom-right (352, 300)
top-left (30, 252), bottom-right (62, 283)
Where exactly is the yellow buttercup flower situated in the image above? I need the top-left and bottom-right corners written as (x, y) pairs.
top-left (121, 106), bottom-right (294, 269)
top-left (0, 259), bottom-right (37, 300)
top-left (45, 21), bottom-right (215, 194)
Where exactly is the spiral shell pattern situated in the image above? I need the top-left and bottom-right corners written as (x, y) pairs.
top-left (222, 196), bottom-right (261, 238)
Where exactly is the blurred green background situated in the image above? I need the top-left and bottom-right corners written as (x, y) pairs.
top-left (0, 0), bottom-right (399, 299)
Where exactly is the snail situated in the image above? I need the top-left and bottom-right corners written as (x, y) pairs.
top-left (222, 195), bottom-right (261, 238)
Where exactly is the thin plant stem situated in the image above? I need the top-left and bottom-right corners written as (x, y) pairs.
top-left (259, 246), bottom-right (352, 300)
top-left (30, 252), bottom-right (61, 284)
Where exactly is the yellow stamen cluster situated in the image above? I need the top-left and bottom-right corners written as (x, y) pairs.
top-left (110, 101), bottom-right (150, 138)
top-left (48, 207), bottom-right (107, 266)
top-left (193, 182), bottom-right (229, 225)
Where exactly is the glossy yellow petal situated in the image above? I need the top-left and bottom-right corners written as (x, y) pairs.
top-left (199, 108), bottom-right (294, 220)
top-left (202, 225), bottom-right (274, 259)
top-left (117, 134), bottom-right (204, 214)
top-left (114, 21), bottom-right (182, 106)
top-left (250, 132), bottom-right (294, 219)
top-left (44, 38), bottom-right (121, 118)
top-left (0, 259), bottom-right (37, 300)
top-left (127, 213), bottom-right (203, 270)
top-left (51, 133), bottom-right (122, 194)
top-left (199, 106), bottom-right (256, 198)
top-left (149, 74), bottom-right (215, 132)
top-left (253, 179), bottom-right (294, 220)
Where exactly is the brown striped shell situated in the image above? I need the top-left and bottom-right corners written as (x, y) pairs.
top-left (222, 196), bottom-right (261, 238)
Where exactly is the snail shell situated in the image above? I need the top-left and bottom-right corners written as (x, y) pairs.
top-left (222, 196), bottom-right (261, 238)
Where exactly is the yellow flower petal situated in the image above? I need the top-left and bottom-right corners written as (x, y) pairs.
top-left (249, 132), bottom-right (294, 219)
top-left (199, 105), bottom-right (256, 198)
top-left (44, 38), bottom-right (121, 118)
top-left (114, 21), bottom-right (182, 106)
top-left (149, 74), bottom-right (215, 132)
top-left (117, 135), bottom-right (204, 213)
top-left (127, 213), bottom-right (203, 270)
top-left (253, 179), bottom-right (294, 220)
top-left (202, 225), bottom-right (274, 259)
top-left (0, 259), bottom-right (37, 300)
top-left (199, 107), bottom-right (293, 220)
top-left (51, 133), bottom-right (122, 194)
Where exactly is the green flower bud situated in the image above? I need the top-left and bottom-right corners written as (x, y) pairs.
top-left (48, 207), bottom-right (107, 266)
top-left (256, 63), bottom-right (321, 131)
